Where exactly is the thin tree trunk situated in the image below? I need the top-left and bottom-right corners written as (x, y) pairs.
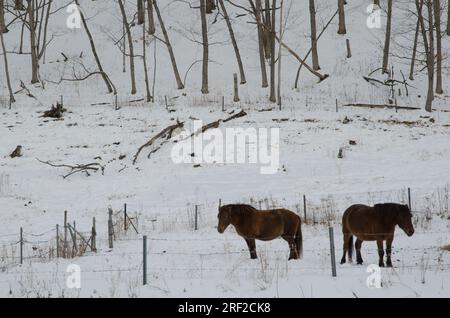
top-left (409, 13), bottom-right (420, 80)
top-left (382, 0), bottom-right (393, 74)
top-left (337, 0), bottom-right (346, 34)
top-left (434, 0), bottom-right (443, 94)
top-left (218, 0), bottom-right (246, 84)
top-left (146, 0), bottom-right (155, 35)
top-left (75, 0), bottom-right (114, 94)
top-left (142, 16), bottom-right (151, 102)
top-left (38, 0), bottom-right (51, 61)
top-left (200, 0), bottom-right (209, 94)
top-left (118, 0), bottom-right (137, 95)
top-left (254, 0), bottom-right (268, 87)
top-left (0, 32), bottom-right (15, 104)
top-left (0, 0), bottom-right (7, 33)
top-left (277, 0), bottom-right (283, 107)
top-left (153, 0), bottom-right (184, 89)
top-left (28, 0), bottom-right (39, 83)
top-left (447, 0), bottom-right (450, 35)
top-left (137, 0), bottom-right (145, 25)
top-left (309, 0), bottom-right (320, 70)
top-left (269, 0), bottom-right (276, 102)
top-left (264, 0), bottom-right (271, 59)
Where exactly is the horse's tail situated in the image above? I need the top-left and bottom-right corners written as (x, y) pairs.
top-left (296, 220), bottom-right (303, 259)
top-left (348, 234), bottom-right (353, 260)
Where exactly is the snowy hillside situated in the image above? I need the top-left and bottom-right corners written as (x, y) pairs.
top-left (0, 0), bottom-right (450, 298)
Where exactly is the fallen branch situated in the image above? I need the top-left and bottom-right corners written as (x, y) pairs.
top-left (133, 120), bottom-right (184, 164)
top-left (37, 158), bottom-right (105, 179)
top-left (343, 103), bottom-right (420, 110)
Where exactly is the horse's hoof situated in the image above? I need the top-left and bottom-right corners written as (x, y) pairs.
top-left (357, 261), bottom-right (363, 265)
top-left (250, 256), bottom-right (258, 259)
top-left (340, 260), bottom-right (346, 265)
top-left (386, 263), bottom-right (393, 268)
top-left (379, 263), bottom-right (385, 268)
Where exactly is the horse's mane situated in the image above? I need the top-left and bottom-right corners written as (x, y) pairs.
top-left (224, 204), bottom-right (257, 214)
top-left (374, 203), bottom-right (408, 215)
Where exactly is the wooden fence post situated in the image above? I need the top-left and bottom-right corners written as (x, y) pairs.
top-left (335, 99), bottom-right (339, 113)
top-left (303, 195), bottom-right (307, 223)
top-left (124, 203), bottom-right (128, 232)
top-left (92, 217), bottom-right (96, 252)
top-left (108, 208), bottom-right (113, 249)
top-left (20, 227), bottom-right (23, 265)
top-left (329, 226), bottom-right (337, 277)
top-left (143, 235), bottom-right (147, 285)
top-left (408, 187), bottom-right (412, 210)
top-left (64, 210), bottom-right (68, 258)
top-left (346, 39), bottom-right (352, 58)
top-left (222, 96), bottom-right (225, 111)
top-left (194, 205), bottom-right (198, 231)
top-left (56, 224), bottom-right (59, 258)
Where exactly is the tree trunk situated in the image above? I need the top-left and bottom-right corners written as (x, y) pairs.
top-left (269, 0), bottom-right (276, 102)
top-left (0, 0), bottom-right (7, 33)
top-left (447, 0), bottom-right (450, 35)
top-left (0, 32), bottom-right (15, 104)
top-left (118, 0), bottom-right (137, 95)
top-left (254, 0), bottom-right (268, 87)
top-left (309, 0), bottom-right (320, 70)
top-left (28, 0), bottom-right (39, 83)
top-left (434, 0), bottom-right (443, 94)
top-left (137, 0), bottom-right (145, 25)
top-left (75, 0), bottom-right (114, 94)
top-left (153, 0), bottom-right (184, 89)
top-left (409, 13), bottom-right (420, 80)
top-left (337, 0), bottom-right (346, 34)
top-left (142, 16), bottom-right (151, 102)
top-left (382, 0), bottom-right (393, 74)
top-left (146, 0), bottom-right (155, 35)
top-left (200, 0), bottom-right (209, 94)
top-left (15, 0), bottom-right (25, 10)
top-left (277, 0), bottom-right (283, 107)
top-left (218, 0), bottom-right (246, 84)
top-left (417, 0), bottom-right (434, 112)
top-left (264, 0), bottom-right (271, 59)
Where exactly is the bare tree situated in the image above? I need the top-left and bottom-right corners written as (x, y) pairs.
top-left (277, 0), bottom-right (284, 107)
top-left (75, 0), bottom-right (114, 94)
top-left (142, 11), bottom-right (152, 102)
top-left (417, 0), bottom-right (434, 112)
top-left (146, 0), bottom-right (155, 35)
top-left (153, 0), bottom-right (184, 89)
top-left (137, 0), bottom-right (145, 25)
top-left (382, 0), bottom-right (393, 74)
top-left (200, 0), bottom-right (209, 94)
top-left (309, 0), bottom-right (320, 70)
top-left (269, 0), bottom-right (276, 102)
top-left (434, 0), bottom-right (443, 93)
top-left (118, 0), bottom-right (137, 95)
top-left (337, 0), bottom-right (346, 34)
top-left (26, 0), bottom-right (39, 83)
top-left (447, 0), bottom-right (450, 35)
top-left (409, 12), bottom-right (421, 80)
top-left (218, 0), bottom-right (246, 84)
top-left (252, 0), bottom-right (268, 87)
top-left (0, 0), bottom-right (7, 33)
top-left (0, 23), bottom-right (15, 104)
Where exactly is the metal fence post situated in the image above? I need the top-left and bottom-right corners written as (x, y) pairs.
top-left (329, 226), bottom-right (337, 277)
top-left (143, 235), bottom-right (147, 285)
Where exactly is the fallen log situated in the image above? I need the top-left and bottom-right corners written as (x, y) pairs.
top-left (133, 120), bottom-right (184, 164)
top-left (37, 158), bottom-right (105, 179)
top-left (343, 103), bottom-right (420, 110)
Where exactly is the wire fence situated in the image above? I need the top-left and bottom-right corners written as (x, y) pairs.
top-left (0, 184), bottom-right (449, 285)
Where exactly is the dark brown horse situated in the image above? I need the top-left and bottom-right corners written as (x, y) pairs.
top-left (217, 204), bottom-right (303, 260)
top-left (340, 203), bottom-right (415, 267)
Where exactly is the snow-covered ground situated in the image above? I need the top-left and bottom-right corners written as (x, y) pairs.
top-left (0, 0), bottom-right (450, 297)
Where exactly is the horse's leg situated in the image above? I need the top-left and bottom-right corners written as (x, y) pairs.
top-left (245, 238), bottom-right (257, 259)
top-left (355, 239), bottom-right (364, 265)
top-left (377, 240), bottom-right (385, 267)
top-left (340, 233), bottom-right (351, 264)
top-left (282, 235), bottom-right (297, 260)
top-left (386, 236), bottom-right (393, 267)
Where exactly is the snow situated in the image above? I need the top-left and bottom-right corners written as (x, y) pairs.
top-left (0, 0), bottom-right (450, 297)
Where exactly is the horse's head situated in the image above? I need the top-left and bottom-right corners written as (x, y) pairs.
top-left (217, 205), bottom-right (233, 234)
top-left (397, 204), bottom-right (414, 237)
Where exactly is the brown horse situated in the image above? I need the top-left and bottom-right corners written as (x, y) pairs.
top-left (217, 204), bottom-right (303, 260)
top-left (340, 203), bottom-right (415, 267)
